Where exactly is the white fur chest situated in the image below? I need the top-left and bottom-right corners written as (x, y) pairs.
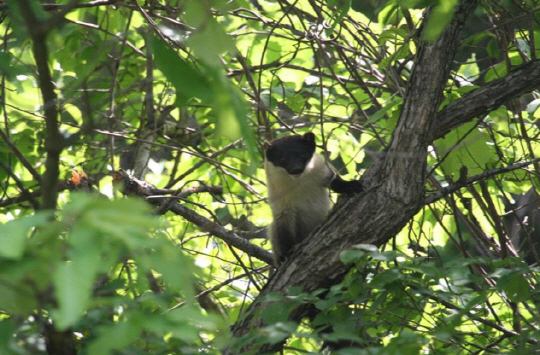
top-left (265, 154), bottom-right (332, 221)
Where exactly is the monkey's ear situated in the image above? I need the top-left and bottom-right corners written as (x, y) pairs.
top-left (303, 132), bottom-right (315, 143)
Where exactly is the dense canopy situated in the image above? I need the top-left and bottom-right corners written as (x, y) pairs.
top-left (0, 0), bottom-right (540, 354)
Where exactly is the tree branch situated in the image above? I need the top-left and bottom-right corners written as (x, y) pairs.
top-left (168, 203), bottom-right (274, 264)
top-left (17, 0), bottom-right (65, 211)
top-left (432, 59), bottom-right (540, 141)
top-left (0, 127), bottom-right (42, 184)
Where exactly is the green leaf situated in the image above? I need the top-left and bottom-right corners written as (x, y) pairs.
top-left (370, 269), bottom-right (402, 289)
top-left (434, 121), bottom-right (494, 176)
top-left (0, 51), bottom-right (15, 80)
top-left (151, 36), bottom-right (213, 106)
top-left (386, 329), bottom-right (428, 353)
top-left (423, 0), bottom-right (459, 41)
top-left (53, 195), bottom-right (157, 329)
top-left (0, 213), bottom-right (51, 259)
top-left (378, 3), bottom-right (401, 26)
top-left (261, 301), bottom-right (297, 325)
top-left (0, 278), bottom-right (37, 316)
top-left (457, 54), bottom-right (479, 84)
top-left (52, 228), bottom-right (102, 329)
top-left (7, 0), bottom-right (50, 37)
top-left (328, 0), bottom-right (352, 31)
top-left (87, 321), bottom-right (140, 355)
top-left (67, 195), bottom-right (159, 250)
top-left (142, 244), bottom-right (196, 298)
top-left (340, 244), bottom-right (378, 264)
top-left (367, 97), bottom-right (402, 123)
top-left (497, 272), bottom-right (531, 303)
top-left (340, 249), bottom-right (367, 264)
top-left (379, 28), bottom-right (407, 45)
top-left (184, 1), bottom-right (236, 67)
top-left (152, 36), bottom-right (258, 170)
top-left (264, 40), bottom-right (282, 63)
top-left (260, 321), bottom-right (297, 345)
top-left (0, 319), bottom-right (19, 355)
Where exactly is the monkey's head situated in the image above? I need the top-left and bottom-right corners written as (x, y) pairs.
top-left (265, 132), bottom-right (316, 178)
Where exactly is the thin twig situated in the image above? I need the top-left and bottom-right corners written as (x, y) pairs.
top-left (425, 157), bottom-right (540, 205)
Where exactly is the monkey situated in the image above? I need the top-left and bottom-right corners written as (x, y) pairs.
top-left (264, 132), bottom-right (363, 265)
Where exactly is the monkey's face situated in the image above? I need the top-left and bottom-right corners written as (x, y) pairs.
top-left (265, 133), bottom-right (316, 178)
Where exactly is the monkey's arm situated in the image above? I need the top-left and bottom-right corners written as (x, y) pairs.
top-left (328, 174), bottom-right (363, 194)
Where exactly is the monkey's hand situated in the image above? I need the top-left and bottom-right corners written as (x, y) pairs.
top-left (329, 176), bottom-right (363, 194)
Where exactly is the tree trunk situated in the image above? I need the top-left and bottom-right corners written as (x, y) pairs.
top-left (225, 1), bottom-right (480, 353)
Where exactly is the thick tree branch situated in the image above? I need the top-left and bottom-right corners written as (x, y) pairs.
top-left (225, 1), bottom-right (479, 353)
top-left (17, 0), bottom-right (65, 211)
top-left (432, 59), bottom-right (540, 141)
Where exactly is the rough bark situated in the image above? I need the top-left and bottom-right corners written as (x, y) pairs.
top-left (225, 1), bottom-right (479, 353)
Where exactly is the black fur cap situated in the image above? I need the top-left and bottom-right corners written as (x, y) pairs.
top-left (265, 133), bottom-right (316, 175)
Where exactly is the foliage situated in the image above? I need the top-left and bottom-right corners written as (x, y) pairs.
top-left (0, 193), bottom-right (224, 354)
top-left (0, 0), bottom-right (539, 354)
